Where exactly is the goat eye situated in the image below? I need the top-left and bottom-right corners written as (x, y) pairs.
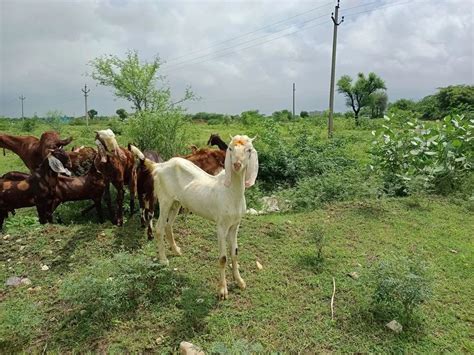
top-left (228, 147), bottom-right (233, 152)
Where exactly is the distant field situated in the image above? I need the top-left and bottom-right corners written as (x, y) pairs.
top-left (1, 118), bottom-right (472, 352)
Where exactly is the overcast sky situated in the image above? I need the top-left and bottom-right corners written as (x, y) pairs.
top-left (0, 0), bottom-right (472, 118)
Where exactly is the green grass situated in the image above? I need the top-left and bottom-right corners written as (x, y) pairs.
top-left (1, 118), bottom-right (473, 352)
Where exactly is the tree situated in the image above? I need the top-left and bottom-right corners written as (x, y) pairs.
top-left (389, 98), bottom-right (417, 112)
top-left (300, 111), bottom-right (309, 118)
top-left (337, 72), bottom-right (386, 125)
top-left (369, 91), bottom-right (388, 118)
top-left (116, 108), bottom-right (128, 120)
top-left (90, 50), bottom-right (195, 112)
top-left (87, 109), bottom-right (98, 119)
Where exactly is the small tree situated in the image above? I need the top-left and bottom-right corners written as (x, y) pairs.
top-left (88, 109), bottom-right (98, 119)
top-left (369, 91), bottom-right (388, 118)
top-left (116, 108), bottom-right (128, 121)
top-left (300, 111), bottom-right (309, 118)
top-left (337, 72), bottom-right (386, 125)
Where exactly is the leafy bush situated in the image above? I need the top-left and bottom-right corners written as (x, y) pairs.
top-left (241, 110), bottom-right (265, 126)
top-left (106, 118), bottom-right (124, 135)
top-left (20, 118), bottom-right (37, 132)
top-left (127, 109), bottom-right (189, 159)
top-left (69, 117), bottom-right (87, 126)
top-left (371, 114), bottom-right (473, 196)
top-left (46, 110), bottom-right (64, 132)
top-left (371, 256), bottom-right (431, 325)
top-left (116, 108), bottom-right (128, 121)
top-left (300, 110), bottom-right (309, 118)
top-left (0, 299), bottom-right (43, 351)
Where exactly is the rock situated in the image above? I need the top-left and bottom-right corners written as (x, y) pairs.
top-left (261, 196), bottom-right (280, 213)
top-left (41, 265), bottom-right (49, 271)
top-left (246, 208), bottom-right (259, 215)
top-left (179, 341), bottom-right (205, 355)
top-left (3, 234), bottom-right (10, 240)
top-left (27, 286), bottom-right (42, 292)
top-left (347, 271), bottom-right (359, 280)
top-left (5, 276), bottom-right (22, 286)
top-left (155, 336), bottom-right (164, 345)
top-left (386, 320), bottom-right (403, 333)
top-left (19, 245), bottom-right (26, 251)
top-left (449, 249), bottom-right (458, 254)
top-left (20, 278), bottom-right (32, 285)
top-left (256, 261), bottom-right (263, 270)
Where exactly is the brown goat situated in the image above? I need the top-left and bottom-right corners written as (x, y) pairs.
top-left (95, 130), bottom-right (137, 226)
top-left (0, 148), bottom-right (72, 228)
top-left (181, 147), bottom-right (226, 175)
top-left (0, 131), bottom-right (72, 172)
top-left (207, 133), bottom-right (228, 151)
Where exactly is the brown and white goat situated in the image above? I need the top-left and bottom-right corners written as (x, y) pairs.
top-left (0, 148), bottom-right (72, 228)
top-left (95, 129), bottom-right (137, 226)
top-left (0, 131), bottom-right (72, 172)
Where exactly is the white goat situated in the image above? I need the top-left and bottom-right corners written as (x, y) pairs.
top-left (130, 135), bottom-right (258, 300)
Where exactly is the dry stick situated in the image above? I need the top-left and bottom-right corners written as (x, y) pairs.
top-left (331, 277), bottom-right (336, 320)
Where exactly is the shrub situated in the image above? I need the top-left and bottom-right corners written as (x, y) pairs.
top-left (371, 113), bottom-right (473, 196)
top-left (46, 110), bottom-right (64, 132)
top-left (21, 118), bottom-right (37, 132)
top-left (300, 110), bottom-right (309, 118)
top-left (116, 108), bottom-right (128, 121)
top-left (241, 110), bottom-right (265, 126)
top-left (127, 109), bottom-right (189, 159)
top-left (370, 256), bottom-right (432, 325)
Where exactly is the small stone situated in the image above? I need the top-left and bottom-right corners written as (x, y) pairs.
top-left (7, 258), bottom-right (11, 262)
top-left (179, 341), bottom-right (205, 355)
top-left (20, 278), bottom-right (32, 285)
top-left (3, 234), bottom-right (10, 240)
top-left (286, 220), bottom-right (293, 224)
top-left (173, 268), bottom-right (178, 271)
top-left (80, 309), bottom-right (87, 315)
top-left (16, 238), bottom-right (22, 243)
top-left (41, 265), bottom-right (49, 271)
top-left (348, 271), bottom-right (359, 279)
top-left (256, 261), bottom-right (263, 270)
top-left (449, 249), bottom-right (458, 254)
top-left (155, 336), bottom-right (164, 345)
top-left (19, 245), bottom-right (26, 251)
top-left (54, 239), bottom-right (61, 242)
top-left (5, 276), bottom-right (22, 286)
top-left (47, 250), bottom-right (53, 255)
top-left (196, 298), bottom-right (204, 304)
top-left (386, 320), bottom-right (403, 333)
top-left (246, 208), bottom-right (258, 215)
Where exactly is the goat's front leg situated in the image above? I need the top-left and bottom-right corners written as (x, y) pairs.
top-left (228, 223), bottom-right (246, 290)
top-left (129, 170), bottom-right (137, 215)
top-left (217, 224), bottom-right (230, 300)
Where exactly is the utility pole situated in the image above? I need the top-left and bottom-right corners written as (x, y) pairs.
top-left (328, 0), bottom-right (344, 138)
top-left (19, 95), bottom-right (26, 119)
top-left (81, 84), bottom-right (90, 126)
top-left (292, 83), bottom-right (296, 118)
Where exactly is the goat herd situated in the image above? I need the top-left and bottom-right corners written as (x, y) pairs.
top-left (0, 129), bottom-right (258, 299)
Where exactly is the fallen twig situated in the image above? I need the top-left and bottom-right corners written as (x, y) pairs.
top-left (331, 277), bottom-right (336, 321)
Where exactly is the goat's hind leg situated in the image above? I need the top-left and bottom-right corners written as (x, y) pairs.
top-left (155, 201), bottom-right (171, 265)
top-left (165, 201), bottom-right (181, 255)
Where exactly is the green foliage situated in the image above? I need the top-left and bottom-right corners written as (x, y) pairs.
top-left (272, 109), bottom-right (293, 121)
top-left (371, 256), bottom-right (432, 325)
top-left (58, 253), bottom-right (172, 340)
top-left (300, 110), bottom-right (309, 118)
top-left (388, 98), bottom-right (418, 113)
top-left (87, 109), bottom-right (98, 119)
top-left (20, 118), bottom-right (37, 132)
top-left (105, 118), bottom-right (124, 136)
top-left (371, 113), bottom-right (473, 196)
top-left (127, 109), bottom-right (189, 159)
top-left (337, 72), bottom-right (386, 125)
top-left (437, 85), bottom-right (474, 117)
top-left (368, 91), bottom-right (388, 119)
top-left (0, 298), bottom-right (43, 351)
top-left (45, 110), bottom-right (64, 132)
top-left (241, 110), bottom-right (265, 126)
top-left (116, 108), bottom-right (128, 121)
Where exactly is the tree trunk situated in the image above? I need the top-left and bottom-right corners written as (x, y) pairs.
top-left (354, 111), bottom-right (360, 126)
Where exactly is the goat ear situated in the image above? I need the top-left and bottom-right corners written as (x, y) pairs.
top-left (245, 148), bottom-right (258, 188)
top-left (229, 134), bottom-right (234, 141)
top-left (224, 148), bottom-right (232, 187)
top-left (48, 155), bottom-right (72, 176)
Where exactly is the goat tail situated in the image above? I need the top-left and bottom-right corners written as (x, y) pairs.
top-left (129, 145), bottom-right (156, 173)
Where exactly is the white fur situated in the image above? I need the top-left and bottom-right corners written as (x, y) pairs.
top-left (130, 135), bottom-right (258, 300)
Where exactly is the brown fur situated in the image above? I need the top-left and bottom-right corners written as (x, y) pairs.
top-left (181, 148), bottom-right (226, 175)
top-left (207, 133), bottom-right (228, 151)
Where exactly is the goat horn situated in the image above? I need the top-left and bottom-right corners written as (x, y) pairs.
top-left (250, 135), bottom-right (258, 142)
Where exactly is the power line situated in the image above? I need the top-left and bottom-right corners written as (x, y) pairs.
top-left (165, 1), bottom-right (333, 63)
top-left (163, 12), bottom-right (330, 70)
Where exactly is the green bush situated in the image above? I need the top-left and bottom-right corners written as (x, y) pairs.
top-left (0, 299), bottom-right (43, 351)
top-left (241, 110), bottom-right (265, 126)
top-left (371, 113), bottom-right (473, 196)
top-left (127, 109), bottom-right (189, 159)
top-left (20, 118), bottom-right (37, 132)
top-left (371, 256), bottom-right (431, 325)
top-left (46, 110), bottom-right (64, 132)
top-left (69, 117), bottom-right (87, 126)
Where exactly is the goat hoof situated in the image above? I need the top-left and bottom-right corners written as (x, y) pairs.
top-left (218, 286), bottom-right (228, 300)
top-left (172, 246), bottom-right (182, 256)
top-left (236, 278), bottom-right (246, 290)
top-left (159, 258), bottom-right (169, 266)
